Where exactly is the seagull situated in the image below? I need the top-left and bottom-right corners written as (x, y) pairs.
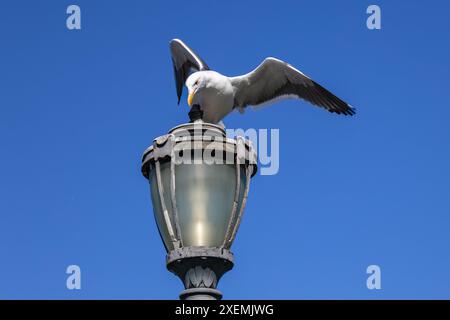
top-left (170, 39), bottom-right (355, 124)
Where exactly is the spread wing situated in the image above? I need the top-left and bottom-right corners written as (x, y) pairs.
top-left (169, 39), bottom-right (210, 104)
top-left (230, 57), bottom-right (355, 115)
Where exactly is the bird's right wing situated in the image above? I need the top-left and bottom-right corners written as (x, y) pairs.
top-left (169, 39), bottom-right (209, 104)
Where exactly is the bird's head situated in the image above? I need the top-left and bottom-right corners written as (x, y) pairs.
top-left (185, 73), bottom-right (206, 107)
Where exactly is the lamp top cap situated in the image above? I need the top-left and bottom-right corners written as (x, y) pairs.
top-left (141, 121), bottom-right (258, 179)
top-left (169, 120), bottom-right (226, 138)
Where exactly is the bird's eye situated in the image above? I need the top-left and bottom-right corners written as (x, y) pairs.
top-left (194, 80), bottom-right (199, 86)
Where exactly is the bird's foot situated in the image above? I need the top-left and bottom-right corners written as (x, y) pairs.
top-left (188, 104), bottom-right (204, 122)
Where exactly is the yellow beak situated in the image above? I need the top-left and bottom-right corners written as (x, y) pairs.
top-left (187, 90), bottom-right (195, 107)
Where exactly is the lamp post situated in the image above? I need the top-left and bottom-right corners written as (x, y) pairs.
top-left (141, 121), bottom-right (257, 300)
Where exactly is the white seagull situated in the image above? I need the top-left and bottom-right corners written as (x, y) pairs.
top-left (170, 39), bottom-right (355, 124)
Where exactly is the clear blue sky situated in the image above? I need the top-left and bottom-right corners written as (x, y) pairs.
top-left (1, 0), bottom-right (449, 299)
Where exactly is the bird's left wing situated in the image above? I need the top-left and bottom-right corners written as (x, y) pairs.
top-left (170, 39), bottom-right (210, 104)
top-left (230, 57), bottom-right (355, 115)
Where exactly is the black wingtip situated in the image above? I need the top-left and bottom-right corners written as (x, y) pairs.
top-left (346, 106), bottom-right (357, 116)
top-left (333, 107), bottom-right (356, 116)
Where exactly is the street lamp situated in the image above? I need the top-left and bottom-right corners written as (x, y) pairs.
top-left (141, 121), bottom-right (257, 300)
